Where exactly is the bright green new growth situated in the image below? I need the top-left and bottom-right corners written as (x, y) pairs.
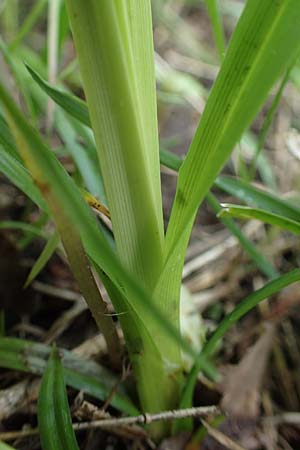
top-left (64, 0), bottom-right (182, 433)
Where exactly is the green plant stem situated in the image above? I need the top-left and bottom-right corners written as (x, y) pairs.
top-left (64, 0), bottom-right (164, 290)
top-left (0, 90), bottom-right (122, 370)
top-left (64, 1), bottom-right (181, 436)
top-left (46, 213), bottom-right (122, 370)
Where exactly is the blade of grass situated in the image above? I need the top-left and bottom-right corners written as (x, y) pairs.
top-left (215, 175), bottom-right (300, 222)
top-left (1, 0), bottom-right (18, 41)
top-left (165, 0), bottom-right (300, 261)
top-left (24, 231), bottom-right (60, 288)
top-left (206, 192), bottom-right (278, 279)
top-left (0, 113), bottom-right (21, 161)
top-left (248, 65), bottom-right (293, 180)
top-left (18, 211), bottom-right (49, 250)
top-left (0, 81), bottom-right (205, 420)
top-left (54, 109), bottom-right (105, 200)
top-left (15, 74), bottom-right (279, 280)
top-left (0, 220), bottom-right (47, 238)
top-left (9, 0), bottom-right (47, 51)
top-left (0, 37), bottom-right (35, 120)
top-left (0, 337), bottom-right (138, 415)
top-left (38, 346), bottom-right (80, 450)
top-left (0, 83), bottom-right (122, 369)
top-left (27, 65), bottom-right (91, 126)
top-left (0, 149), bottom-right (48, 211)
top-left (127, 0), bottom-right (163, 215)
top-left (205, 0), bottom-right (226, 60)
top-left (64, 0), bottom-right (165, 292)
top-left (178, 268), bottom-right (300, 429)
top-left (62, 1), bottom-right (182, 434)
top-left (218, 204), bottom-right (300, 234)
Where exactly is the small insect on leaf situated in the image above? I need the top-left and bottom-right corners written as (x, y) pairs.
top-left (38, 345), bottom-right (80, 450)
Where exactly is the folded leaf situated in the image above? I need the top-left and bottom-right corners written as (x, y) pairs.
top-left (38, 346), bottom-right (80, 450)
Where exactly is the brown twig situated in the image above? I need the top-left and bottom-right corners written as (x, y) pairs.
top-left (0, 406), bottom-right (219, 442)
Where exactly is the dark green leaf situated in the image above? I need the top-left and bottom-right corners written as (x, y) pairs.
top-left (38, 346), bottom-right (80, 450)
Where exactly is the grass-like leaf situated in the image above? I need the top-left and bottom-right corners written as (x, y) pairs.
top-left (38, 346), bottom-right (80, 450)
top-left (248, 65), bottom-right (293, 179)
top-left (0, 82), bottom-right (203, 430)
top-left (9, 0), bottom-right (47, 51)
top-left (0, 220), bottom-right (47, 238)
top-left (205, 0), bottom-right (225, 59)
top-left (17, 70), bottom-right (280, 279)
top-left (206, 192), bottom-right (278, 279)
top-left (0, 337), bottom-right (138, 415)
top-left (219, 204), bottom-right (300, 234)
top-left (215, 175), bottom-right (300, 222)
top-left (0, 150), bottom-right (48, 211)
top-left (65, 0), bottom-right (165, 293)
top-left (0, 114), bottom-right (21, 161)
top-left (24, 231), bottom-right (60, 288)
top-left (178, 268), bottom-right (300, 430)
top-left (27, 65), bottom-right (91, 127)
top-left (166, 0), bottom-right (300, 258)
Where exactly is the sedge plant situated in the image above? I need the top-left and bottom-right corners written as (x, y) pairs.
top-left (1, 0), bottom-right (300, 441)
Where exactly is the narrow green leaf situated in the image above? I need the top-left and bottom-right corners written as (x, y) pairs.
top-left (0, 38), bottom-right (35, 118)
top-left (160, 147), bottom-right (183, 171)
top-left (0, 337), bottom-right (138, 415)
top-left (38, 346), bottom-right (80, 450)
top-left (0, 150), bottom-right (48, 211)
top-left (215, 175), bottom-right (300, 222)
top-left (0, 81), bottom-right (197, 393)
top-left (160, 149), bottom-right (278, 282)
top-left (153, 3), bottom-right (300, 370)
top-left (248, 65), bottom-right (293, 180)
top-left (205, 0), bottom-right (225, 60)
top-left (64, 0), bottom-right (165, 294)
top-left (179, 268), bottom-right (300, 428)
top-left (26, 65), bottom-right (91, 127)
top-left (219, 204), bottom-right (300, 234)
top-left (24, 231), bottom-right (60, 288)
top-left (54, 109), bottom-right (105, 200)
top-left (0, 113), bottom-right (21, 161)
top-left (166, 0), bottom-right (300, 258)
top-left (206, 192), bottom-right (278, 279)
top-left (19, 75), bottom-right (294, 275)
top-left (0, 78), bottom-right (123, 366)
top-left (9, 0), bottom-right (47, 51)
top-left (0, 220), bottom-right (47, 238)
top-left (127, 0), bottom-right (163, 215)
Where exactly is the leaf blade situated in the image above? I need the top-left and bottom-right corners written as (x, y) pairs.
top-left (38, 346), bottom-right (80, 450)
top-left (166, 0), bottom-right (300, 256)
top-left (219, 203), bottom-right (300, 234)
